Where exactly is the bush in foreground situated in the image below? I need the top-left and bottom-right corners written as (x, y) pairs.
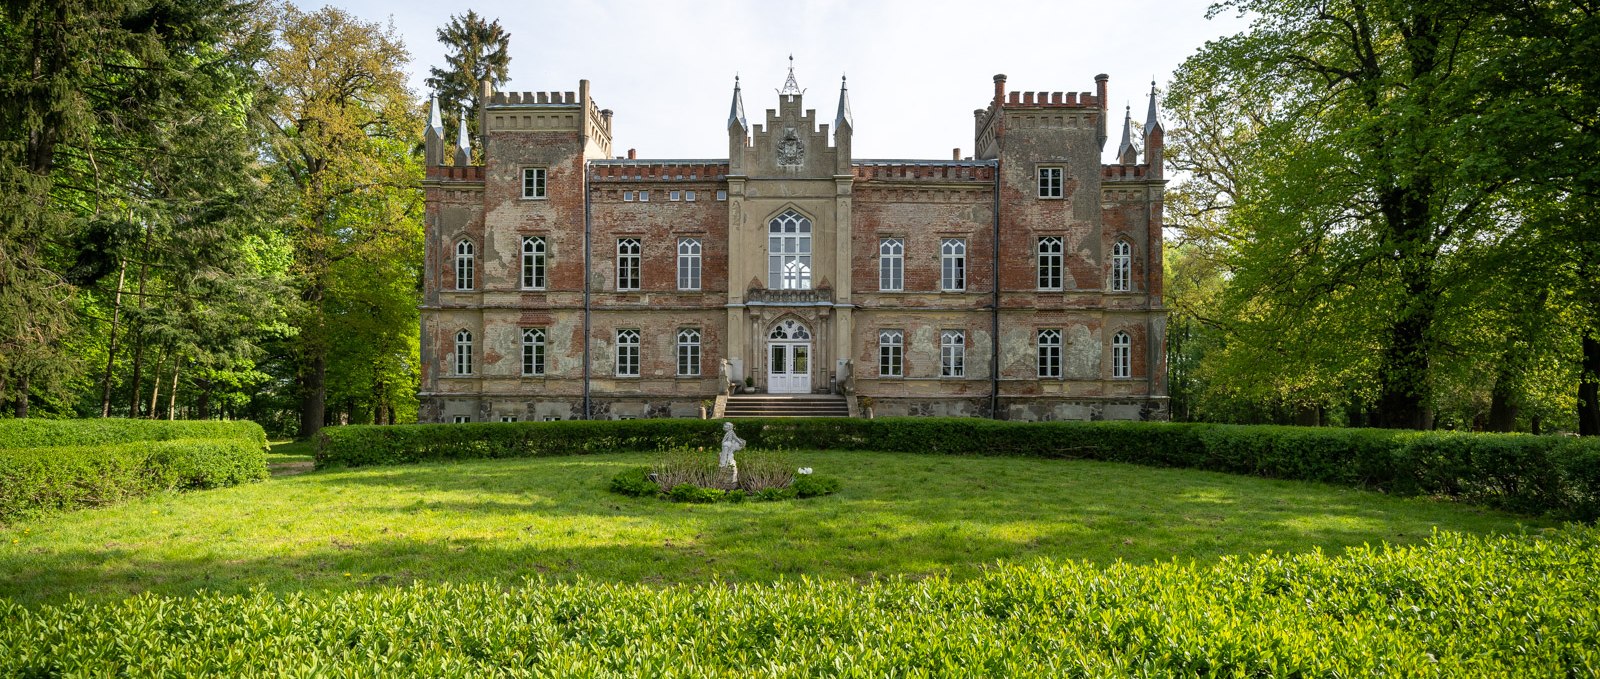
top-left (0, 420), bottom-right (269, 523)
top-left (318, 418), bottom-right (1600, 520)
top-left (609, 447), bottom-right (841, 503)
top-left (0, 419), bottom-right (266, 450)
top-left (0, 527), bottom-right (1594, 676)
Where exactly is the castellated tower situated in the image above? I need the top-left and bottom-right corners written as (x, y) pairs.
top-left (419, 68), bottom-right (1167, 424)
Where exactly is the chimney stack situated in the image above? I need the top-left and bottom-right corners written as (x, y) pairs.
top-left (953, 148), bottom-right (961, 161)
top-left (627, 148), bottom-right (637, 160)
top-left (992, 74), bottom-right (1007, 108)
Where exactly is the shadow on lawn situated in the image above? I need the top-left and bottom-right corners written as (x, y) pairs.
top-left (0, 452), bottom-right (1544, 606)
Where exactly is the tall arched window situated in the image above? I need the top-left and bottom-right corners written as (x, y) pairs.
top-left (941, 238), bottom-right (966, 291)
top-left (1112, 331), bottom-right (1131, 379)
top-left (767, 209), bottom-right (812, 290)
top-left (522, 328), bottom-right (545, 376)
top-left (677, 238), bottom-right (702, 291)
top-left (676, 328), bottom-right (701, 376)
top-left (617, 238), bottom-right (641, 291)
top-left (879, 238), bottom-right (904, 291)
top-left (940, 330), bottom-right (965, 377)
top-left (1037, 237), bottom-right (1063, 290)
top-left (1111, 240), bottom-right (1132, 292)
top-left (454, 329), bottom-right (473, 376)
top-left (455, 240), bottom-right (475, 291)
top-left (1038, 329), bottom-right (1062, 378)
top-left (878, 330), bottom-right (903, 377)
top-left (616, 329), bottom-right (640, 377)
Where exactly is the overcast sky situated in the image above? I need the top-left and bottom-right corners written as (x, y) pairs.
top-left (331, 0), bottom-right (1250, 162)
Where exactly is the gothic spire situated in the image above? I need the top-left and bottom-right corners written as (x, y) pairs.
top-left (454, 104), bottom-right (471, 165)
top-left (778, 54), bottom-right (804, 97)
top-left (428, 94), bottom-right (443, 135)
top-left (1144, 79), bottom-right (1162, 136)
top-left (728, 75), bottom-right (747, 130)
top-left (834, 74), bottom-right (852, 131)
top-left (1117, 105), bottom-right (1138, 163)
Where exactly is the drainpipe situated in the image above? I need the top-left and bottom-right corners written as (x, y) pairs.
top-left (990, 160), bottom-right (1001, 420)
top-left (583, 161), bottom-right (593, 419)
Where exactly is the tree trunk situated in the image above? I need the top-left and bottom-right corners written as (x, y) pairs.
top-left (127, 222), bottom-right (154, 418)
top-left (299, 353), bottom-right (327, 440)
top-left (166, 359), bottom-right (180, 420)
top-left (13, 374), bottom-right (28, 418)
top-left (197, 378), bottom-right (212, 420)
top-left (100, 259), bottom-right (127, 417)
top-left (1487, 362), bottom-right (1519, 432)
top-left (147, 346), bottom-right (167, 419)
top-left (1580, 331), bottom-right (1600, 436)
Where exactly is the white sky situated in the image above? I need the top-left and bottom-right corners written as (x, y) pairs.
top-left (331, 0), bottom-right (1250, 162)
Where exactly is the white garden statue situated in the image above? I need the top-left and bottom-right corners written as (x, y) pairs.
top-left (720, 422), bottom-right (745, 484)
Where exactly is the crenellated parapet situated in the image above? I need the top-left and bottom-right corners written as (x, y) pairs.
top-left (482, 82), bottom-right (613, 158)
top-left (589, 161), bottom-right (731, 182)
top-left (851, 160), bottom-right (995, 183)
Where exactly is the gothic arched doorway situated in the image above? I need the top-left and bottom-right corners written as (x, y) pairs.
top-left (766, 318), bottom-right (812, 393)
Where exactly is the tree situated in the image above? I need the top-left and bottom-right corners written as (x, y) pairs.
top-left (260, 4), bottom-right (419, 439)
top-left (423, 10), bottom-right (511, 148)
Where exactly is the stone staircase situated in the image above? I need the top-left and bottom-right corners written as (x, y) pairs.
top-left (719, 394), bottom-right (851, 418)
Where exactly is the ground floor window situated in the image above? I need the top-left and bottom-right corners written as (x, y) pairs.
top-left (940, 330), bottom-right (965, 377)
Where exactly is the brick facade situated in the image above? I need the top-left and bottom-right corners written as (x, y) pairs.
top-left (419, 71), bottom-right (1168, 422)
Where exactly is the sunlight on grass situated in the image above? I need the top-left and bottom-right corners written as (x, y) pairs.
top-left (0, 450), bottom-right (1551, 605)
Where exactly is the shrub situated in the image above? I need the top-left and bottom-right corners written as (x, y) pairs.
top-left (319, 418), bottom-right (1600, 521)
top-left (0, 528), bottom-right (1595, 676)
top-left (667, 483), bottom-right (725, 503)
top-left (607, 467), bottom-right (657, 498)
top-left (0, 437), bottom-right (268, 522)
top-left (792, 474), bottom-right (841, 498)
top-left (0, 419), bottom-right (266, 450)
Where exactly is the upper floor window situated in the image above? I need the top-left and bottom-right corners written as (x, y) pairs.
top-left (1038, 329), bottom-right (1062, 378)
top-left (454, 239), bottom-right (474, 291)
top-left (669, 190), bottom-right (682, 201)
top-left (522, 168), bottom-right (546, 199)
top-left (617, 238), bottom-right (641, 291)
top-left (522, 328), bottom-right (546, 376)
top-left (716, 190), bottom-right (728, 201)
top-left (623, 191), bottom-right (635, 201)
top-left (768, 209), bottom-right (812, 290)
top-left (1038, 237), bottom-right (1063, 290)
top-left (686, 190), bottom-right (696, 201)
top-left (878, 330), bottom-right (903, 377)
top-left (521, 237), bottom-right (546, 290)
top-left (940, 330), bottom-right (965, 377)
top-left (1112, 331), bottom-right (1131, 379)
top-left (940, 238), bottom-right (966, 292)
top-left (453, 329), bottom-right (473, 376)
top-left (638, 190), bottom-right (650, 202)
top-left (1111, 240), bottom-right (1132, 292)
top-left (677, 328), bottom-right (701, 377)
top-left (616, 329), bottom-right (640, 377)
top-left (879, 238), bottom-right (904, 292)
top-left (1038, 167), bottom-right (1063, 198)
top-left (677, 238), bottom-right (702, 291)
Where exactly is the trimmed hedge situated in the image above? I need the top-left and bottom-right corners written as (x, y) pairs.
top-left (0, 420), bottom-right (270, 522)
top-left (0, 418), bottom-right (267, 450)
top-left (1, 527), bottom-right (1596, 676)
top-left (318, 418), bottom-right (1600, 520)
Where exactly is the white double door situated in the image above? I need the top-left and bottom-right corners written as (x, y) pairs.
top-left (767, 342), bottom-right (811, 394)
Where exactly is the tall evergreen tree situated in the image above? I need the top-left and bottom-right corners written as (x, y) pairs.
top-left (423, 10), bottom-right (511, 149)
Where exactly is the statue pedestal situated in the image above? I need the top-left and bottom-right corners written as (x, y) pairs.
top-left (719, 463), bottom-right (738, 488)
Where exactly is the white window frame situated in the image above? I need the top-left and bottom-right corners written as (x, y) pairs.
top-left (521, 167), bottom-right (547, 199)
top-left (716, 190), bottom-right (727, 201)
top-left (940, 330), bottom-right (965, 377)
top-left (1037, 236), bottom-right (1063, 290)
top-left (669, 190), bottom-right (681, 201)
top-left (616, 329), bottom-right (640, 377)
top-left (638, 190), bottom-right (650, 202)
top-left (677, 328), bottom-right (701, 377)
top-left (677, 238), bottom-right (702, 291)
top-left (454, 239), bottom-right (474, 291)
top-left (1112, 331), bottom-right (1131, 379)
top-left (623, 191), bottom-right (635, 202)
top-left (1038, 167), bottom-right (1064, 198)
top-left (617, 238), bottom-right (641, 291)
top-left (878, 330), bottom-right (903, 377)
top-left (521, 236), bottom-right (546, 290)
top-left (686, 190), bottom-right (696, 202)
top-left (768, 209), bottom-right (813, 290)
top-left (940, 238), bottom-right (966, 292)
top-left (453, 329), bottom-right (473, 376)
top-left (500, 416), bottom-right (518, 423)
top-left (522, 328), bottom-right (546, 376)
top-left (1038, 329), bottom-right (1062, 378)
top-left (1112, 239), bottom-right (1133, 292)
top-left (879, 238), bottom-right (904, 292)
top-left (452, 415), bottom-right (471, 424)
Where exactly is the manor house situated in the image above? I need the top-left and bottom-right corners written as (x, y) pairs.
top-left (419, 65), bottom-right (1168, 422)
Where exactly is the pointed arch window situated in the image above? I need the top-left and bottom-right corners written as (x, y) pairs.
top-left (1111, 240), bottom-right (1132, 292)
top-left (617, 238), bottom-right (641, 291)
top-left (453, 329), bottom-right (473, 376)
top-left (677, 328), bottom-right (701, 376)
top-left (941, 239), bottom-right (966, 291)
top-left (767, 209), bottom-right (812, 290)
top-left (1038, 237), bottom-right (1063, 290)
top-left (616, 329), bottom-right (640, 377)
top-left (1112, 331), bottom-right (1131, 379)
top-left (677, 238), bottom-right (702, 291)
top-left (879, 238), bottom-right (904, 291)
top-left (1038, 329), bottom-right (1062, 378)
top-left (878, 330), bottom-right (903, 377)
top-left (940, 330), bottom-right (965, 377)
top-left (455, 239), bottom-right (475, 291)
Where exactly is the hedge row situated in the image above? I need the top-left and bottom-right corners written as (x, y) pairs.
top-left (0, 418), bottom-right (267, 450)
top-left (2, 527), bottom-right (1595, 677)
top-left (0, 420), bottom-right (270, 523)
top-left (317, 418), bottom-right (1600, 520)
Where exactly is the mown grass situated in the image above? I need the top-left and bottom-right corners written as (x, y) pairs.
top-left (0, 450), bottom-right (1552, 606)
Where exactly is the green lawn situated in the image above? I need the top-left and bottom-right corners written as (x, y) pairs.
top-left (0, 449), bottom-right (1551, 606)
